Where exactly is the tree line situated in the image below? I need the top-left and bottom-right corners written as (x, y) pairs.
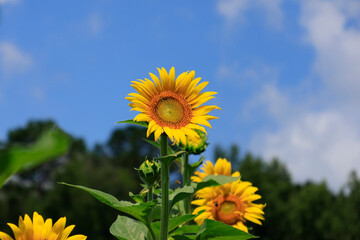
top-left (0, 120), bottom-right (359, 239)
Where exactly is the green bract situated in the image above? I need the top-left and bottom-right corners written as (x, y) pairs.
top-left (181, 129), bottom-right (208, 155)
top-left (137, 159), bottom-right (161, 187)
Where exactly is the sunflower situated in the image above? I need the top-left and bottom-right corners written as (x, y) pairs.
top-left (0, 212), bottom-right (87, 240)
top-left (192, 180), bottom-right (266, 233)
top-left (126, 67), bottom-right (220, 145)
top-left (181, 129), bottom-right (208, 155)
top-left (191, 158), bottom-right (240, 183)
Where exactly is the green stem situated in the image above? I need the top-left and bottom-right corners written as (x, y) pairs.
top-left (148, 187), bottom-right (153, 201)
top-left (182, 152), bottom-right (191, 214)
top-left (159, 133), bottom-right (169, 240)
top-left (147, 187), bottom-right (154, 240)
top-left (146, 222), bottom-right (157, 240)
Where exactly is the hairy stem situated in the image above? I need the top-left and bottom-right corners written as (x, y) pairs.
top-left (182, 152), bottom-right (191, 214)
top-left (159, 133), bottom-right (169, 240)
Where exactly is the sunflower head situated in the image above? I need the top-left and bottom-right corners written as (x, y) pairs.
top-left (180, 129), bottom-right (208, 155)
top-left (192, 180), bottom-right (266, 233)
top-left (191, 158), bottom-right (240, 183)
top-left (126, 67), bottom-right (221, 145)
top-left (0, 212), bottom-right (87, 240)
top-left (136, 159), bottom-right (161, 187)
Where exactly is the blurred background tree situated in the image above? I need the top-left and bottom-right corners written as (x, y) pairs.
top-left (0, 120), bottom-right (359, 239)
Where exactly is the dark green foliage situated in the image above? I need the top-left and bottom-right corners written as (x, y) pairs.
top-left (236, 152), bottom-right (360, 240)
top-left (1, 121), bottom-right (360, 240)
top-left (0, 121), bottom-right (156, 239)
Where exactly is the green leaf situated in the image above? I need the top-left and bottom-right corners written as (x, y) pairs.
top-left (0, 128), bottom-right (70, 188)
top-left (129, 192), bottom-right (145, 203)
top-left (110, 215), bottom-right (147, 240)
top-left (116, 120), bottom-right (148, 128)
top-left (151, 214), bottom-right (197, 237)
top-left (168, 214), bottom-right (197, 232)
top-left (169, 186), bottom-right (195, 209)
top-left (60, 183), bottom-right (155, 224)
top-left (170, 225), bottom-right (200, 236)
top-left (143, 138), bottom-right (174, 154)
top-left (194, 175), bottom-right (239, 192)
top-left (196, 219), bottom-right (257, 240)
top-left (158, 150), bottom-right (185, 164)
top-left (172, 236), bottom-right (195, 240)
top-left (189, 156), bottom-right (205, 175)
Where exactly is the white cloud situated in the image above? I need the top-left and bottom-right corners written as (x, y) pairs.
top-left (217, 0), bottom-right (360, 191)
top-left (251, 105), bottom-right (360, 190)
top-left (217, 0), bottom-right (250, 23)
top-left (244, 83), bottom-right (289, 121)
top-left (88, 14), bottom-right (103, 36)
top-left (300, 0), bottom-right (360, 101)
top-left (0, 0), bottom-right (19, 4)
top-left (216, 0), bottom-right (284, 29)
top-left (0, 42), bottom-right (33, 77)
top-left (30, 87), bottom-right (46, 101)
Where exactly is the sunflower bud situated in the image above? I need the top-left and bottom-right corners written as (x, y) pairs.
top-left (182, 129), bottom-right (208, 155)
top-left (136, 159), bottom-right (161, 187)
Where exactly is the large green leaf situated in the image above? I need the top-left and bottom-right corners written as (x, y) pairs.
top-left (116, 119), bottom-right (148, 128)
top-left (170, 225), bottom-right (200, 236)
top-left (110, 215), bottom-right (147, 240)
top-left (196, 220), bottom-right (256, 240)
top-left (151, 214), bottom-right (196, 237)
top-left (172, 236), bottom-right (196, 240)
top-left (169, 186), bottom-right (195, 209)
top-left (60, 183), bottom-right (155, 224)
top-left (0, 128), bottom-right (70, 188)
top-left (158, 151), bottom-right (185, 165)
top-left (189, 156), bottom-right (205, 176)
top-left (194, 175), bottom-right (239, 192)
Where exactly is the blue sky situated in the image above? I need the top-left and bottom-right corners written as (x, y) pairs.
top-left (1, 0), bottom-right (360, 190)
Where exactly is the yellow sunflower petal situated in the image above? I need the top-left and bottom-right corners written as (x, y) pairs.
top-left (126, 67), bottom-right (220, 145)
top-left (154, 127), bottom-right (162, 141)
top-left (7, 224), bottom-right (21, 240)
top-left (0, 232), bottom-right (13, 240)
top-left (192, 159), bottom-right (265, 230)
top-left (41, 218), bottom-right (53, 239)
top-left (244, 213), bottom-right (263, 225)
top-left (60, 225), bottom-right (75, 240)
top-left (66, 235), bottom-right (87, 240)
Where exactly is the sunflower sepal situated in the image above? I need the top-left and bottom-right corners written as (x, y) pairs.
top-left (180, 129), bottom-right (208, 155)
top-left (115, 119), bottom-right (148, 128)
top-left (193, 175), bottom-right (240, 192)
top-left (195, 219), bottom-right (257, 240)
top-left (136, 159), bottom-right (161, 188)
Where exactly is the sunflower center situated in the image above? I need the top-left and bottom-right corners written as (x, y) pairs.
top-left (212, 194), bottom-right (244, 225)
top-left (149, 91), bottom-right (192, 129)
top-left (220, 201), bottom-right (237, 215)
top-left (156, 98), bottom-right (184, 123)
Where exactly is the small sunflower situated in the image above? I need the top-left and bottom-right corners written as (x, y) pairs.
top-left (126, 67), bottom-right (220, 145)
top-left (181, 129), bottom-right (208, 155)
top-left (192, 180), bottom-right (266, 233)
top-left (191, 158), bottom-right (240, 183)
top-left (0, 212), bottom-right (87, 240)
